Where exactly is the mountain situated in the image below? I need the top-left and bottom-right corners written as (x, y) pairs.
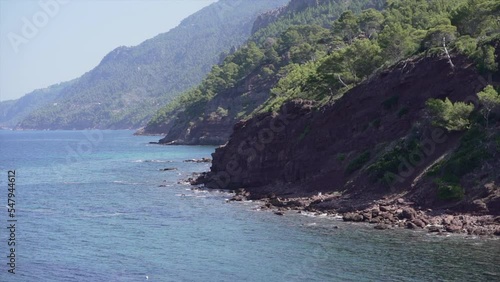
top-left (198, 49), bottom-right (500, 235)
top-left (139, 0), bottom-right (499, 232)
top-left (141, 0), bottom-right (386, 141)
top-left (15, 0), bottom-right (289, 130)
top-left (0, 80), bottom-right (75, 128)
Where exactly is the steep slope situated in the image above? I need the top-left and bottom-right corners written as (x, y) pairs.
top-left (182, 0), bottom-right (500, 235)
top-left (16, 0), bottom-right (289, 130)
top-left (142, 0), bottom-right (386, 140)
top-left (199, 51), bottom-right (500, 216)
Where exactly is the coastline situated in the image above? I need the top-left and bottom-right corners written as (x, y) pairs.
top-left (222, 188), bottom-right (500, 237)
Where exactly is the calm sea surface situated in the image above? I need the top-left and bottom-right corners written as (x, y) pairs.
top-left (0, 130), bottom-right (499, 281)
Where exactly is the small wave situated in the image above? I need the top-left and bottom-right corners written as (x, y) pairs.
top-left (191, 189), bottom-right (208, 194)
top-left (300, 211), bottom-right (317, 218)
top-left (175, 193), bottom-right (195, 197)
top-left (132, 159), bottom-right (172, 163)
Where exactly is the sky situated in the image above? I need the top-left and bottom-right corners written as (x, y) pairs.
top-left (0, 0), bottom-right (218, 102)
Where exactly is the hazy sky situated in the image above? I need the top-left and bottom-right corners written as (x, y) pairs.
top-left (0, 0), bottom-right (218, 101)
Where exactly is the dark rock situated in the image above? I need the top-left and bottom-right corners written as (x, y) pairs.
top-left (471, 199), bottom-right (489, 213)
top-left (343, 213), bottom-right (364, 222)
top-left (274, 211), bottom-right (284, 216)
top-left (269, 197), bottom-right (286, 207)
top-left (380, 212), bottom-right (395, 222)
top-left (420, 217), bottom-right (429, 226)
top-left (374, 224), bottom-right (389, 230)
top-left (428, 225), bottom-right (441, 233)
top-left (369, 217), bottom-right (381, 224)
top-left (379, 205), bottom-right (391, 212)
top-left (406, 222), bottom-right (418, 229)
top-left (412, 219), bottom-right (426, 228)
top-left (399, 208), bottom-right (416, 220)
top-left (451, 219), bottom-right (463, 227)
top-left (230, 195), bottom-right (245, 202)
top-left (362, 212), bottom-right (372, 221)
top-left (442, 215), bottom-right (454, 225)
top-left (160, 167), bottom-right (177, 171)
top-left (286, 200), bottom-right (304, 207)
top-left (184, 158), bottom-right (212, 163)
top-left (446, 225), bottom-right (462, 233)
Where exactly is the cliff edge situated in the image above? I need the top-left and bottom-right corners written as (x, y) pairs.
top-left (197, 53), bottom-right (500, 235)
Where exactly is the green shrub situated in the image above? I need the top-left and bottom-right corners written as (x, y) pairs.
top-left (216, 107), bottom-right (229, 117)
top-left (426, 160), bottom-right (444, 177)
top-left (367, 138), bottom-right (420, 182)
top-left (453, 35), bottom-right (477, 57)
top-left (426, 97), bottom-right (474, 131)
top-left (437, 181), bottom-right (464, 201)
top-left (441, 126), bottom-right (489, 177)
top-left (346, 150), bottom-right (371, 174)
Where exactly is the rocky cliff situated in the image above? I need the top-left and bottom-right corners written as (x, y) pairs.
top-left (199, 54), bottom-right (500, 217)
top-left (153, 68), bottom-right (279, 145)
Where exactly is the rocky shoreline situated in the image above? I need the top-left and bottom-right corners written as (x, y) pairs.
top-left (226, 188), bottom-right (500, 236)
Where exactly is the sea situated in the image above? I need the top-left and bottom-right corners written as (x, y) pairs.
top-left (0, 130), bottom-right (498, 282)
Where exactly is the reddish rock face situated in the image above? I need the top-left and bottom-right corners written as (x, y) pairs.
top-left (200, 53), bottom-right (498, 214)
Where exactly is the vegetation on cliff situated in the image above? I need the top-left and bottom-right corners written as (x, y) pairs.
top-left (174, 0), bottom-right (500, 220)
top-left (14, 0), bottom-right (288, 130)
top-left (144, 0), bottom-right (388, 134)
top-left (145, 0), bottom-right (500, 144)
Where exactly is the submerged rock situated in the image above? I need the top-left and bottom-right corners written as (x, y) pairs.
top-left (160, 167), bottom-right (177, 171)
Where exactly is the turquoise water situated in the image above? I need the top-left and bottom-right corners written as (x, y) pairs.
top-left (0, 130), bottom-right (498, 281)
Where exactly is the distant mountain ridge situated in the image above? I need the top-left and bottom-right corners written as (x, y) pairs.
top-left (141, 0), bottom-right (385, 140)
top-left (12, 0), bottom-right (289, 130)
top-left (0, 80), bottom-right (76, 128)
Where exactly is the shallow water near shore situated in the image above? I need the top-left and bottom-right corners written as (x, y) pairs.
top-left (0, 130), bottom-right (499, 281)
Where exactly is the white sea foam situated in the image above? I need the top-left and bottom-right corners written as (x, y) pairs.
top-left (132, 159), bottom-right (172, 163)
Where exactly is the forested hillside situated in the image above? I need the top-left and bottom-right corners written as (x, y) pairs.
top-left (0, 80), bottom-right (75, 128)
top-left (15, 0), bottom-right (288, 130)
top-left (144, 0), bottom-right (499, 146)
top-left (142, 0), bottom-right (387, 139)
top-left (196, 0), bottom-right (500, 230)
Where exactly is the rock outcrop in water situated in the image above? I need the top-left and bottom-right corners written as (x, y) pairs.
top-left (197, 53), bottom-right (500, 235)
